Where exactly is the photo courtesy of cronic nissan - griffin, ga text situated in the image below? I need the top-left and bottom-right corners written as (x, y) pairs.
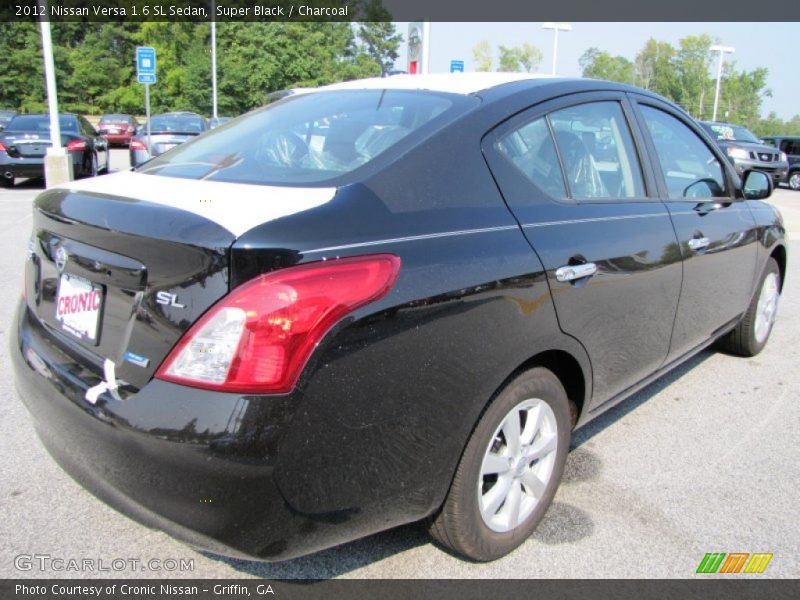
top-left (11, 74), bottom-right (786, 562)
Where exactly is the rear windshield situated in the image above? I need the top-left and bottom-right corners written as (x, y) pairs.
top-left (702, 122), bottom-right (761, 144)
top-left (100, 114), bottom-right (131, 123)
top-left (138, 90), bottom-right (473, 185)
top-left (145, 115), bottom-right (206, 135)
top-left (4, 115), bottom-right (78, 133)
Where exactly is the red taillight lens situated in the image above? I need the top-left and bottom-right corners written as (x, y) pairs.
top-left (156, 254), bottom-right (401, 394)
top-left (130, 139), bottom-right (147, 150)
top-left (0, 141), bottom-right (7, 152)
top-left (66, 139), bottom-right (86, 151)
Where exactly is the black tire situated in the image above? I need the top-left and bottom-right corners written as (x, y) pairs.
top-left (720, 258), bottom-right (781, 357)
top-left (0, 176), bottom-right (12, 188)
top-left (788, 171), bottom-right (800, 191)
top-left (82, 153), bottom-right (98, 178)
top-left (428, 367), bottom-right (571, 561)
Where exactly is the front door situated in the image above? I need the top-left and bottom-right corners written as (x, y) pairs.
top-left (631, 99), bottom-right (759, 360)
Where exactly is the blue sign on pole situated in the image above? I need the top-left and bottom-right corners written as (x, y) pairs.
top-left (450, 60), bottom-right (465, 73)
top-left (136, 46), bottom-right (157, 85)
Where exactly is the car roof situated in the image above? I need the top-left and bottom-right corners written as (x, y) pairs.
top-left (318, 73), bottom-right (561, 95)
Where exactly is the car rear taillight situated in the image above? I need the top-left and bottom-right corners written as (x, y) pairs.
top-left (130, 139), bottom-right (147, 151)
top-left (0, 141), bottom-right (7, 152)
top-left (156, 254), bottom-right (401, 394)
top-left (66, 139), bottom-right (86, 151)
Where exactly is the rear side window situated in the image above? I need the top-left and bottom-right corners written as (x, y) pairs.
top-left (780, 139), bottom-right (800, 155)
top-left (549, 101), bottom-right (645, 199)
top-left (140, 90), bottom-right (467, 185)
top-left (641, 106), bottom-right (727, 200)
top-left (496, 117), bottom-right (566, 198)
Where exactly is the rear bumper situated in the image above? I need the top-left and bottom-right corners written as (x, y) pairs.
top-left (103, 133), bottom-right (132, 145)
top-left (1, 153), bottom-right (82, 179)
top-left (10, 300), bottom-right (419, 561)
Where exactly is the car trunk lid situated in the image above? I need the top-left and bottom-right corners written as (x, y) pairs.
top-left (25, 170), bottom-right (336, 391)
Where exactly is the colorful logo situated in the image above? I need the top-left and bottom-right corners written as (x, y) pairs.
top-left (696, 552), bottom-right (773, 574)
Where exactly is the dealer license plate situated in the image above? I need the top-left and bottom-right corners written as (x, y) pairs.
top-left (55, 273), bottom-right (103, 342)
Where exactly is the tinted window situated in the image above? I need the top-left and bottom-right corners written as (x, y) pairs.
top-left (100, 114), bottom-right (130, 123)
top-left (549, 102), bottom-right (645, 199)
top-left (496, 116), bottom-right (566, 198)
top-left (4, 115), bottom-right (78, 133)
top-left (641, 106), bottom-right (727, 200)
top-left (79, 116), bottom-right (96, 136)
top-left (780, 139), bottom-right (800, 155)
top-left (140, 90), bottom-right (466, 185)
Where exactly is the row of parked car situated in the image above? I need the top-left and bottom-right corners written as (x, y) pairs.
top-left (0, 110), bottom-right (232, 187)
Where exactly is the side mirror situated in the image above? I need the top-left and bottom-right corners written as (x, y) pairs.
top-left (743, 170), bottom-right (772, 200)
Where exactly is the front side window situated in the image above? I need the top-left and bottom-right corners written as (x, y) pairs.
top-left (140, 90), bottom-right (470, 186)
top-left (548, 101), bottom-right (645, 199)
top-left (641, 106), bottom-right (728, 200)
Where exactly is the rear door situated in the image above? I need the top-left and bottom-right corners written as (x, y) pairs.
top-left (629, 96), bottom-right (759, 360)
top-left (483, 92), bottom-right (682, 407)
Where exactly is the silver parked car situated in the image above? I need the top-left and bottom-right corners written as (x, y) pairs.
top-left (129, 112), bottom-right (208, 166)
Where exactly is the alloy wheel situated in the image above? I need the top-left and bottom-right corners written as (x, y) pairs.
top-left (478, 398), bottom-right (558, 533)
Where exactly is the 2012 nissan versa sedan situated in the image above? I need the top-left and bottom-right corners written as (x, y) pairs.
top-left (11, 73), bottom-right (786, 562)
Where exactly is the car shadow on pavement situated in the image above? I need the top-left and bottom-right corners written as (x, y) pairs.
top-left (206, 348), bottom-right (715, 579)
top-left (6, 177), bottom-right (46, 190)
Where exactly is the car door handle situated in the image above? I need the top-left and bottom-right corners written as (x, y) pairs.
top-left (687, 237), bottom-right (710, 251)
top-left (555, 262), bottom-right (598, 282)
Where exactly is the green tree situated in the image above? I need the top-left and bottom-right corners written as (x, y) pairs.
top-left (673, 34), bottom-right (715, 118)
top-left (634, 38), bottom-right (679, 98)
top-left (355, 0), bottom-right (401, 76)
top-left (579, 47), bottom-right (635, 84)
top-left (0, 22), bottom-right (45, 112)
top-left (497, 43), bottom-right (542, 73)
top-left (472, 40), bottom-right (492, 72)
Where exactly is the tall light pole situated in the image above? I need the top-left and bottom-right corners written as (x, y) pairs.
top-left (38, 0), bottom-right (72, 186)
top-left (710, 44), bottom-right (735, 122)
top-left (211, 1), bottom-right (218, 119)
top-left (542, 22), bottom-right (571, 76)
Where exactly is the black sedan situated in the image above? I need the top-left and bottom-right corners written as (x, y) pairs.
top-left (12, 74), bottom-right (786, 562)
top-left (129, 112), bottom-right (208, 166)
top-left (0, 113), bottom-right (109, 187)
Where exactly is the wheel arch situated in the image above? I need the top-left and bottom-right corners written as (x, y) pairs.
top-left (771, 243), bottom-right (787, 292)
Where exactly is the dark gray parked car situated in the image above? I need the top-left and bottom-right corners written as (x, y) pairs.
top-left (700, 121), bottom-right (788, 187)
top-left (129, 112), bottom-right (208, 166)
top-left (761, 135), bottom-right (800, 191)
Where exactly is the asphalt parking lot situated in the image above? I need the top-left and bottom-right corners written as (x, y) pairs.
top-left (0, 151), bottom-right (798, 578)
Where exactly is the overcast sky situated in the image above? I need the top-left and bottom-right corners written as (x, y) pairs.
top-left (392, 22), bottom-right (797, 120)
